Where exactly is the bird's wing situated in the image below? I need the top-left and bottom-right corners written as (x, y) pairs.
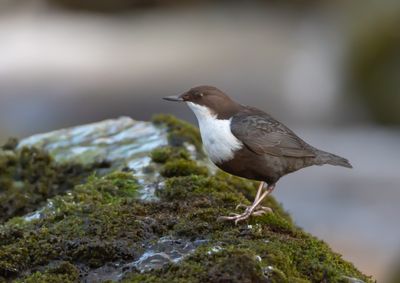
top-left (231, 108), bottom-right (316, 158)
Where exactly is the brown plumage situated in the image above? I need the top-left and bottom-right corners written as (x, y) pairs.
top-left (164, 85), bottom-right (352, 224)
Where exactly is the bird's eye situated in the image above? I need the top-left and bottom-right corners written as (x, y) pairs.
top-left (199, 93), bottom-right (204, 97)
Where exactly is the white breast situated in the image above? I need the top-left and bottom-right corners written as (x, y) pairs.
top-left (186, 102), bottom-right (243, 164)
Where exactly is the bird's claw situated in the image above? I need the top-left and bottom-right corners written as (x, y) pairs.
top-left (218, 206), bottom-right (273, 224)
top-left (254, 206), bottom-right (273, 214)
top-left (252, 208), bottom-right (272, 216)
top-left (237, 204), bottom-right (272, 214)
top-left (235, 203), bottom-right (247, 210)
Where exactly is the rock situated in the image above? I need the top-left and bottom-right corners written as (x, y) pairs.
top-left (0, 115), bottom-right (372, 282)
top-left (18, 117), bottom-right (169, 201)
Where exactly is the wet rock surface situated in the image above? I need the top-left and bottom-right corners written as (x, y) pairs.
top-left (0, 115), bottom-right (372, 282)
top-left (18, 117), bottom-right (169, 201)
top-left (83, 236), bottom-right (208, 282)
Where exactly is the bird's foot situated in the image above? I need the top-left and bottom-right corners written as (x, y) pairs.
top-left (218, 205), bottom-right (273, 225)
top-left (235, 203), bottom-right (272, 212)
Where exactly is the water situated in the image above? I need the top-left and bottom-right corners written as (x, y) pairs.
top-left (83, 236), bottom-right (208, 282)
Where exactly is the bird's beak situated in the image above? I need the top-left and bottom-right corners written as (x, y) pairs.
top-left (163, 95), bottom-right (184, 102)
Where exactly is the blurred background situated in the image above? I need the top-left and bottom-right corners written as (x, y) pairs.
top-left (1, 0), bottom-right (399, 281)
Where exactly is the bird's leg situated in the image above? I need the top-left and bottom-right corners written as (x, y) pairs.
top-left (254, 181), bottom-right (264, 202)
top-left (218, 183), bottom-right (276, 224)
top-left (235, 182), bottom-right (267, 211)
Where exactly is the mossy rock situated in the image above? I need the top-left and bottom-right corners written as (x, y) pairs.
top-left (0, 116), bottom-right (372, 282)
top-left (15, 261), bottom-right (80, 283)
top-left (152, 114), bottom-right (203, 153)
top-left (0, 139), bottom-right (105, 224)
top-left (150, 146), bottom-right (191, 164)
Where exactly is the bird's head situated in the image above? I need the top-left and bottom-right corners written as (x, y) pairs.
top-left (163, 85), bottom-right (241, 120)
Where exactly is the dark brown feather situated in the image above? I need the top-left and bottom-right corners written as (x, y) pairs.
top-left (231, 107), bottom-right (316, 158)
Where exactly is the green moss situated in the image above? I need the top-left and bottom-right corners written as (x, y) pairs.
top-left (161, 175), bottom-right (249, 204)
top-left (150, 146), bottom-right (190, 164)
top-left (0, 141), bottom-right (106, 224)
top-left (152, 114), bottom-right (203, 152)
top-left (255, 212), bottom-right (296, 235)
top-left (0, 165), bottom-right (371, 282)
top-left (151, 145), bottom-right (208, 178)
top-left (161, 159), bottom-right (208, 178)
top-left (16, 261), bottom-right (79, 283)
top-left (124, 233), bottom-right (369, 283)
top-left (205, 249), bottom-right (266, 283)
top-left (124, 248), bottom-right (267, 283)
top-left (0, 116), bottom-right (372, 282)
top-left (0, 172), bottom-right (143, 279)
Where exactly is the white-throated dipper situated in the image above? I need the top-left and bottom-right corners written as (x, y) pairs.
top-left (163, 85), bottom-right (352, 224)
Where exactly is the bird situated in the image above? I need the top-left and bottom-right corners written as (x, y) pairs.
top-left (163, 85), bottom-right (352, 224)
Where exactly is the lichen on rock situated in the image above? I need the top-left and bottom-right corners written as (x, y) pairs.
top-left (0, 116), bottom-right (372, 283)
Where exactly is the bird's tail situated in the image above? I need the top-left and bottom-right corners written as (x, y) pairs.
top-left (314, 149), bottom-right (353, 168)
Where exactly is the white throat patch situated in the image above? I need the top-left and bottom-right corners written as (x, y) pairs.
top-left (186, 102), bottom-right (243, 164)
